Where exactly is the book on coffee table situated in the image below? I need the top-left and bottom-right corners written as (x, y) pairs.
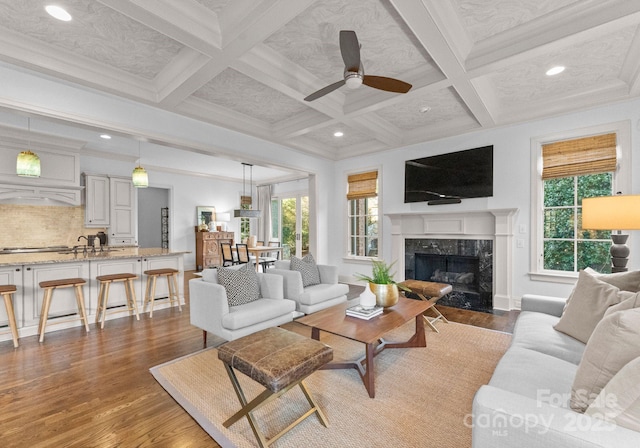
top-left (346, 304), bottom-right (383, 320)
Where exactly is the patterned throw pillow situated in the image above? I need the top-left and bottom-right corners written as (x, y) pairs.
top-left (290, 254), bottom-right (321, 287)
top-left (217, 264), bottom-right (261, 306)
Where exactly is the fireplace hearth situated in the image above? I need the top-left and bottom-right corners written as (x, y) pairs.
top-left (405, 239), bottom-right (493, 313)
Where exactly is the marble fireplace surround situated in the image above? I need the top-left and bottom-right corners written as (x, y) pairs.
top-left (387, 209), bottom-right (518, 310)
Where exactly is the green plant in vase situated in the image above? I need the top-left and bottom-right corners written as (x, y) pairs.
top-left (355, 260), bottom-right (410, 307)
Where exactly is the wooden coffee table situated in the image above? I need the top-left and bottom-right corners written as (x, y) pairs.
top-left (296, 296), bottom-right (433, 398)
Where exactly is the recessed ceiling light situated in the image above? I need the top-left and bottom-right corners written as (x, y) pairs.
top-left (45, 5), bottom-right (72, 22)
top-left (100, 134), bottom-right (111, 140)
top-left (546, 66), bottom-right (565, 76)
top-left (333, 131), bottom-right (344, 137)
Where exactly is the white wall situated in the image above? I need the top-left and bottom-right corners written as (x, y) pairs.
top-left (331, 98), bottom-right (640, 303)
top-left (0, 63), bottom-right (336, 266)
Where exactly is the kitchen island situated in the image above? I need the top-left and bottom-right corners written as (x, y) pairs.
top-left (0, 247), bottom-right (189, 344)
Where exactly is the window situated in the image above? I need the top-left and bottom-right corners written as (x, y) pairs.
top-left (240, 196), bottom-right (251, 242)
top-left (531, 123), bottom-right (631, 281)
top-left (347, 170), bottom-right (378, 258)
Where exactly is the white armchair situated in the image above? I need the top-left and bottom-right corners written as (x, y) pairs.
top-left (189, 267), bottom-right (296, 346)
top-left (269, 260), bottom-right (349, 314)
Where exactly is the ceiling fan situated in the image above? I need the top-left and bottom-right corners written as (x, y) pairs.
top-left (304, 30), bottom-right (412, 102)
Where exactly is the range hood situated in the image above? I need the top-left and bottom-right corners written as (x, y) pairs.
top-left (0, 183), bottom-right (83, 205)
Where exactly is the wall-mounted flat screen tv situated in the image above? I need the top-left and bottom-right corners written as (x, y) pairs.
top-left (404, 145), bottom-right (493, 204)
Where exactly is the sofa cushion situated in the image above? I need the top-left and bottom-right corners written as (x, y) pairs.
top-left (290, 254), bottom-right (321, 287)
top-left (217, 264), bottom-right (261, 306)
top-left (222, 298), bottom-right (296, 330)
top-left (584, 267), bottom-right (640, 292)
top-left (571, 308), bottom-right (640, 413)
top-left (489, 346), bottom-right (578, 405)
top-left (511, 311), bottom-right (585, 365)
top-left (585, 356), bottom-right (640, 432)
top-left (554, 269), bottom-right (635, 343)
top-left (298, 283), bottom-right (350, 306)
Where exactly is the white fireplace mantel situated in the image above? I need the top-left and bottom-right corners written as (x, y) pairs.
top-left (386, 208), bottom-right (519, 310)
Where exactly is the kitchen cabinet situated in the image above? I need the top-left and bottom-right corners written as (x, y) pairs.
top-left (22, 262), bottom-right (90, 327)
top-left (0, 266), bottom-right (23, 328)
top-left (109, 177), bottom-right (137, 246)
top-left (195, 231), bottom-right (234, 270)
top-left (84, 174), bottom-right (110, 227)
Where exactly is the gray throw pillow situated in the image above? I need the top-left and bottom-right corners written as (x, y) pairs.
top-left (217, 264), bottom-right (261, 306)
top-left (571, 308), bottom-right (640, 413)
top-left (554, 269), bottom-right (635, 343)
top-left (290, 254), bottom-right (321, 287)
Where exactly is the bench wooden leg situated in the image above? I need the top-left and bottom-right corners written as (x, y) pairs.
top-left (222, 363), bottom-right (328, 447)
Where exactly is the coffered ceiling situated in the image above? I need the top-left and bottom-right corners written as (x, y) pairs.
top-left (0, 0), bottom-right (639, 164)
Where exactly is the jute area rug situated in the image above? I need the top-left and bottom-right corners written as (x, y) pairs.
top-left (150, 321), bottom-right (511, 448)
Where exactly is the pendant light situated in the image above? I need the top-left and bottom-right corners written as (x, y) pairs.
top-left (16, 117), bottom-right (41, 177)
top-left (233, 163), bottom-right (261, 218)
top-left (132, 140), bottom-right (148, 188)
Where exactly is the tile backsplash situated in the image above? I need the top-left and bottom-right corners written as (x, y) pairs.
top-left (0, 204), bottom-right (105, 248)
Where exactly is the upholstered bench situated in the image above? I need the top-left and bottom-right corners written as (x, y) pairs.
top-left (218, 326), bottom-right (333, 447)
top-left (398, 279), bottom-right (453, 333)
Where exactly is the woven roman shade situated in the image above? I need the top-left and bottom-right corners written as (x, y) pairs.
top-left (347, 171), bottom-right (378, 200)
top-left (542, 133), bottom-right (617, 180)
top-left (240, 195), bottom-right (252, 206)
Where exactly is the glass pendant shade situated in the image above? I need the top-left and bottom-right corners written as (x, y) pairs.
top-left (132, 166), bottom-right (148, 188)
top-left (16, 150), bottom-right (41, 177)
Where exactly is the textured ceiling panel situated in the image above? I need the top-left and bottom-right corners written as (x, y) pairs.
top-left (0, 0), bottom-right (183, 79)
top-left (192, 68), bottom-right (311, 123)
top-left (0, 0), bottom-right (639, 170)
top-left (302, 125), bottom-right (375, 149)
top-left (263, 0), bottom-right (432, 84)
top-left (486, 25), bottom-right (636, 106)
top-left (454, 0), bottom-right (579, 42)
top-left (376, 87), bottom-right (477, 130)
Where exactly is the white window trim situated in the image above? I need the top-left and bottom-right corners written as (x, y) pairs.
top-left (529, 120), bottom-right (631, 283)
top-left (344, 166), bottom-right (382, 262)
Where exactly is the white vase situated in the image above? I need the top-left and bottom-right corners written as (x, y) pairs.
top-left (359, 286), bottom-right (377, 310)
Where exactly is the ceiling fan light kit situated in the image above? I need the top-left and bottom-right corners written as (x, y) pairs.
top-left (304, 30), bottom-right (412, 101)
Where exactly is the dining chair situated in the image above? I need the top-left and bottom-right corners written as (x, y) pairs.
top-left (260, 240), bottom-right (280, 270)
top-left (221, 242), bottom-right (238, 267)
top-left (235, 243), bottom-right (256, 267)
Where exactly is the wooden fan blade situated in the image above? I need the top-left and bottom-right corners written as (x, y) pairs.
top-left (363, 75), bottom-right (412, 93)
top-left (304, 80), bottom-right (346, 101)
top-left (340, 30), bottom-right (360, 72)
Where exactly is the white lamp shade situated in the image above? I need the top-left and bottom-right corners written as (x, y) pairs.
top-left (132, 166), bottom-right (148, 188)
top-left (582, 195), bottom-right (640, 230)
top-left (16, 150), bottom-right (41, 177)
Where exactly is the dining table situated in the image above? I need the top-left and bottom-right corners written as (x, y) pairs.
top-left (247, 245), bottom-right (283, 271)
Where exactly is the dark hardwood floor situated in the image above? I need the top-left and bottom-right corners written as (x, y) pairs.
top-left (0, 272), bottom-right (518, 447)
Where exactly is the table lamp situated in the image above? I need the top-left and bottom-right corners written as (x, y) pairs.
top-left (582, 194), bottom-right (640, 272)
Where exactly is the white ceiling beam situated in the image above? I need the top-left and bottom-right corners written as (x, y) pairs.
top-left (157, 0), bottom-right (315, 107)
top-left (466, 0), bottom-right (640, 72)
top-left (0, 28), bottom-right (156, 102)
top-left (619, 27), bottom-right (640, 96)
top-left (97, 0), bottom-right (222, 51)
top-left (391, 0), bottom-right (495, 127)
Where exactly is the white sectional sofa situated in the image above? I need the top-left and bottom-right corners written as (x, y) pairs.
top-left (472, 282), bottom-right (640, 447)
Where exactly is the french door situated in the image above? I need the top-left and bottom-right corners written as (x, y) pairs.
top-left (273, 195), bottom-right (308, 259)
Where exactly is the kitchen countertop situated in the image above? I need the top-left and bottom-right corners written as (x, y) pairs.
top-left (0, 247), bottom-right (190, 266)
